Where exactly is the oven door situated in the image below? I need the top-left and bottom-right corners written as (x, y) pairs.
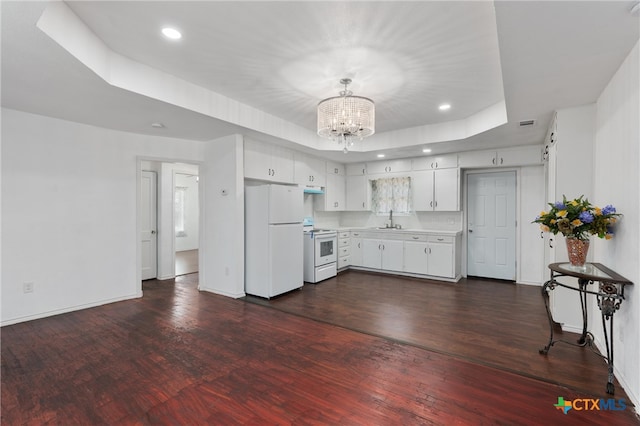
top-left (315, 235), bottom-right (337, 266)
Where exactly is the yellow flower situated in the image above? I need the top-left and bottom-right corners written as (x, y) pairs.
top-left (605, 233), bottom-right (613, 240)
top-left (608, 217), bottom-right (617, 224)
top-left (556, 210), bottom-right (568, 218)
top-left (569, 200), bottom-right (579, 206)
top-left (571, 219), bottom-right (582, 227)
top-left (594, 206), bottom-right (602, 215)
top-left (550, 219), bottom-right (557, 224)
top-left (540, 225), bottom-right (550, 232)
top-left (539, 211), bottom-right (547, 217)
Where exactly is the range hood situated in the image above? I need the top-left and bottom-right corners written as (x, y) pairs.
top-left (303, 186), bottom-right (324, 194)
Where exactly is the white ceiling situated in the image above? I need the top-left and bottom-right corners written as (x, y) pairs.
top-left (2, 1), bottom-right (639, 163)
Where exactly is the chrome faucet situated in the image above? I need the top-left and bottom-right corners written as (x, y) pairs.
top-left (388, 209), bottom-right (393, 228)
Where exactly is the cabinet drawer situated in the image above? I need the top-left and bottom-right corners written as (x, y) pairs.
top-left (339, 246), bottom-right (350, 257)
top-left (427, 235), bottom-right (454, 243)
top-left (339, 231), bottom-right (350, 239)
top-left (339, 238), bottom-right (350, 248)
top-left (338, 256), bottom-right (351, 269)
top-left (404, 234), bottom-right (428, 242)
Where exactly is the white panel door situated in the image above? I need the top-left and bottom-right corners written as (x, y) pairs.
top-left (269, 224), bottom-right (303, 297)
top-left (141, 171), bottom-right (157, 280)
top-left (467, 171), bottom-right (516, 280)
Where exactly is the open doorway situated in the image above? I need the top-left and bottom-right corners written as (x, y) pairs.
top-left (174, 169), bottom-right (199, 275)
top-left (139, 160), bottom-right (200, 282)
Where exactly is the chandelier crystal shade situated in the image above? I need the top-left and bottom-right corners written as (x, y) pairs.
top-left (317, 78), bottom-right (375, 153)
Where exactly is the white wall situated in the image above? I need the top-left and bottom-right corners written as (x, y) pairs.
top-left (593, 40), bottom-right (639, 410)
top-left (175, 172), bottom-right (199, 252)
top-left (0, 108), bottom-right (205, 325)
top-left (518, 165), bottom-right (545, 285)
top-left (199, 134), bottom-right (245, 298)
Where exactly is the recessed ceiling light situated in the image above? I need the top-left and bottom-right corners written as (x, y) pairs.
top-left (151, 122), bottom-right (165, 128)
top-left (161, 27), bottom-right (182, 40)
top-left (439, 104), bottom-right (451, 111)
top-left (422, 148), bottom-right (432, 153)
top-left (377, 154), bottom-right (385, 158)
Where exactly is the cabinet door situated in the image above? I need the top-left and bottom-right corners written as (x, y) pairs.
top-left (411, 171), bottom-right (435, 211)
top-left (346, 175), bottom-right (370, 211)
top-left (362, 239), bottom-right (382, 269)
top-left (326, 161), bottom-right (345, 176)
top-left (458, 150), bottom-right (497, 168)
top-left (294, 154), bottom-right (326, 186)
top-left (270, 145), bottom-right (294, 183)
top-left (381, 239), bottom-right (404, 272)
top-left (427, 242), bottom-right (454, 278)
top-left (498, 146), bottom-right (543, 167)
top-left (433, 168), bottom-right (459, 211)
top-left (366, 159), bottom-right (411, 174)
top-left (346, 163), bottom-right (367, 176)
top-left (325, 173), bottom-right (345, 211)
top-left (351, 237), bottom-right (363, 266)
top-left (244, 140), bottom-right (273, 181)
top-left (404, 241), bottom-right (428, 274)
top-left (412, 154), bottom-right (458, 171)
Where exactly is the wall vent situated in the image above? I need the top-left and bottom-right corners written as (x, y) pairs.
top-left (519, 119), bottom-right (536, 127)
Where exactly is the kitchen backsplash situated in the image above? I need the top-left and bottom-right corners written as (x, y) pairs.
top-left (314, 210), bottom-right (463, 231)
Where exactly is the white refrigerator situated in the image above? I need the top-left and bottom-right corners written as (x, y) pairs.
top-left (245, 184), bottom-right (304, 298)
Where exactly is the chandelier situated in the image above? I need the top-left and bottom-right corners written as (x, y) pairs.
top-left (317, 78), bottom-right (375, 153)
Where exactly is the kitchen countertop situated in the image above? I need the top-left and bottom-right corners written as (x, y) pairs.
top-left (336, 227), bottom-right (462, 236)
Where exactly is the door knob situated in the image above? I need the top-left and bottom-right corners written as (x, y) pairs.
top-left (468, 229), bottom-right (473, 233)
top-left (151, 230), bottom-right (156, 234)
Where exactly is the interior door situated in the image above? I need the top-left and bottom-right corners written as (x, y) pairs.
top-left (467, 171), bottom-right (516, 280)
top-left (141, 171), bottom-right (158, 280)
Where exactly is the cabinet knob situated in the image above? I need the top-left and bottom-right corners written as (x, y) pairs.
top-left (549, 238), bottom-right (554, 248)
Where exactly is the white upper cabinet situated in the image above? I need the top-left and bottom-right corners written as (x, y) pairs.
top-left (326, 161), bottom-right (345, 176)
top-left (316, 173), bottom-right (345, 211)
top-left (294, 153), bottom-right (326, 186)
top-left (412, 154), bottom-right (458, 171)
top-left (346, 175), bottom-right (370, 211)
top-left (244, 139), bottom-right (294, 183)
top-left (346, 163), bottom-right (367, 176)
top-left (366, 159), bottom-right (412, 175)
top-left (458, 145), bottom-right (543, 168)
top-left (412, 168), bottom-right (459, 211)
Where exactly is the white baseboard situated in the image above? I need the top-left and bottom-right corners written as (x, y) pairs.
top-left (199, 286), bottom-right (245, 299)
top-left (1, 293), bottom-right (142, 326)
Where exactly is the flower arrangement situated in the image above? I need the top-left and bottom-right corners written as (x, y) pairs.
top-left (533, 195), bottom-right (621, 240)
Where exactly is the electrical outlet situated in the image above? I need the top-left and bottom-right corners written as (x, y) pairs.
top-left (23, 282), bottom-right (34, 293)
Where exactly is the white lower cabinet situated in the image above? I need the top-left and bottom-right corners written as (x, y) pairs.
top-left (353, 230), bottom-right (460, 281)
top-left (404, 241), bottom-right (429, 275)
top-left (362, 239), bottom-right (403, 271)
top-left (350, 234), bottom-right (363, 267)
top-left (426, 238), bottom-right (454, 278)
top-left (403, 238), bottom-right (454, 278)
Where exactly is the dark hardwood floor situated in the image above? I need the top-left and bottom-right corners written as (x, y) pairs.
top-left (248, 270), bottom-right (628, 399)
top-left (2, 272), bottom-right (638, 424)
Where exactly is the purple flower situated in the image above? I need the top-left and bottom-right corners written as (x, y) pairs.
top-left (554, 201), bottom-right (566, 209)
top-left (602, 205), bottom-right (616, 215)
top-left (578, 211), bottom-right (594, 223)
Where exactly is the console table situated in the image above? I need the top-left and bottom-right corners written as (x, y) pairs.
top-left (539, 262), bottom-right (633, 394)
